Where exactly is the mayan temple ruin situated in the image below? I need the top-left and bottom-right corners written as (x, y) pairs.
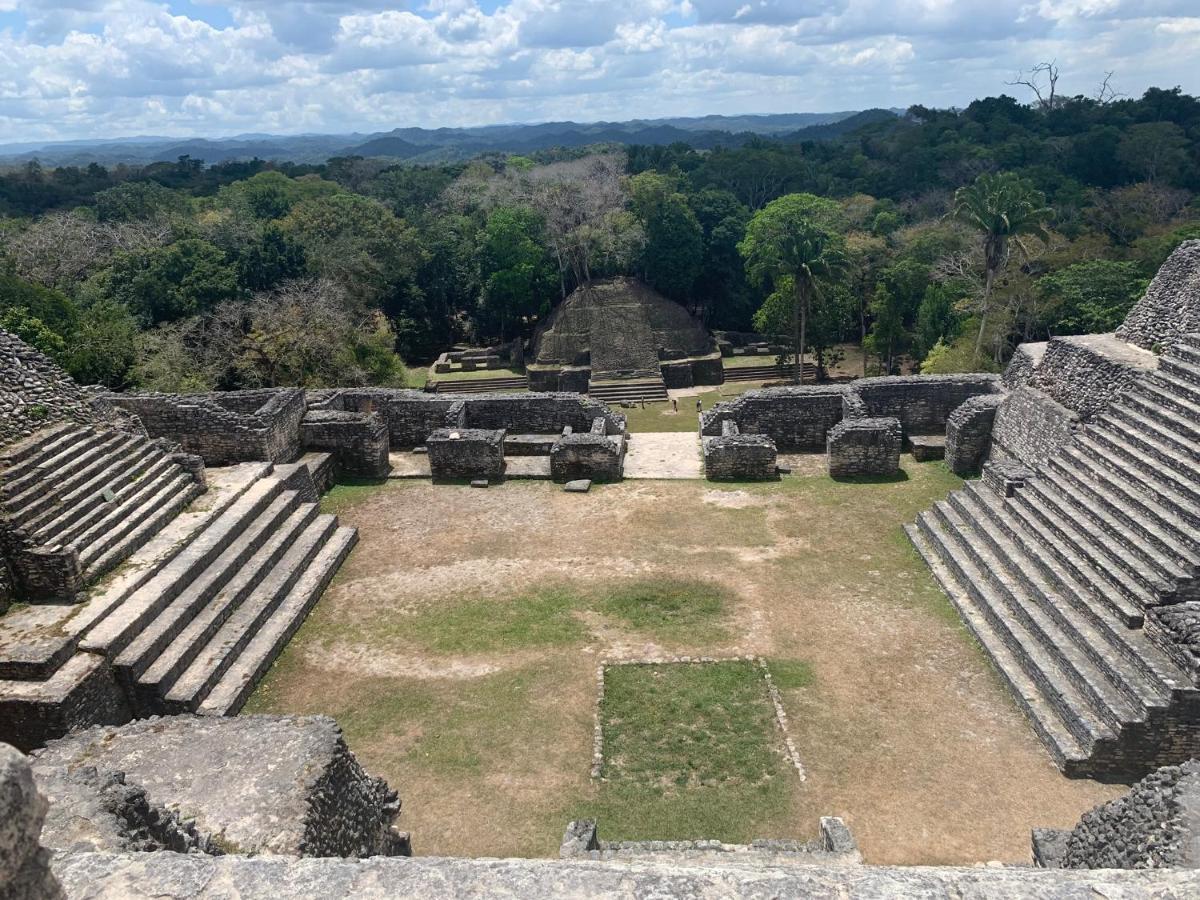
top-left (2, 244), bottom-right (1200, 896)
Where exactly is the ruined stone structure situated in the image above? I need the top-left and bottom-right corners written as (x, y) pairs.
top-left (32, 715), bottom-right (409, 859)
top-left (1033, 759), bottom-right (1200, 869)
top-left (826, 417), bottom-right (902, 478)
top-left (909, 241), bottom-right (1200, 780)
top-left (527, 277), bottom-right (723, 401)
top-left (702, 420), bottom-right (778, 480)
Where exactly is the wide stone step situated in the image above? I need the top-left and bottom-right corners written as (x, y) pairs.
top-left (1118, 390), bottom-right (1200, 445)
top-left (162, 514), bottom-right (340, 712)
top-left (0, 425), bottom-right (97, 494)
top-left (1075, 433), bottom-right (1200, 526)
top-left (1147, 369), bottom-right (1200, 412)
top-left (1047, 452), bottom-right (1200, 565)
top-left (2, 430), bottom-right (132, 518)
top-left (1023, 478), bottom-right (1184, 597)
top-left (1002, 490), bottom-right (1148, 625)
top-left (928, 500), bottom-right (1124, 744)
top-left (78, 477), bottom-right (285, 656)
top-left (952, 487), bottom-right (1179, 709)
top-left (1084, 427), bottom-right (1200, 511)
top-left (0, 422), bottom-right (81, 471)
top-left (1160, 355), bottom-right (1200, 388)
top-left (112, 491), bottom-right (301, 690)
top-left (198, 526), bottom-right (358, 717)
top-left (906, 521), bottom-right (1090, 772)
top-left (1093, 415), bottom-right (1198, 480)
top-left (132, 503), bottom-right (319, 710)
top-left (1104, 404), bottom-right (1200, 463)
top-left (31, 448), bottom-right (174, 547)
top-left (74, 470), bottom-right (197, 568)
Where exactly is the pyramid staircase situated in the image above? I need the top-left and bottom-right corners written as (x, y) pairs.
top-left (0, 459), bottom-right (356, 750)
top-left (588, 378), bottom-right (669, 403)
top-left (432, 376), bottom-right (528, 394)
top-left (0, 424), bottom-right (206, 591)
top-left (908, 334), bottom-right (1200, 780)
top-left (722, 362), bottom-right (817, 383)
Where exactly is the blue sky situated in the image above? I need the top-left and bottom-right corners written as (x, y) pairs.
top-left (1, 1), bottom-right (1198, 141)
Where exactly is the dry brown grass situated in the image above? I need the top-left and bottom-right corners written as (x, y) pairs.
top-left (246, 460), bottom-right (1122, 862)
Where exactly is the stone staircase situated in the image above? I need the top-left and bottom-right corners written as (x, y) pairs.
top-left (432, 376), bottom-right (528, 394)
top-left (0, 462), bottom-right (356, 749)
top-left (588, 378), bottom-right (669, 403)
top-left (0, 424), bottom-right (205, 589)
top-left (722, 362), bottom-right (817, 383)
top-left (908, 335), bottom-right (1200, 780)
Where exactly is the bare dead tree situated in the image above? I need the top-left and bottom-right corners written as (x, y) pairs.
top-left (1095, 71), bottom-right (1123, 104)
top-left (1007, 61), bottom-right (1060, 111)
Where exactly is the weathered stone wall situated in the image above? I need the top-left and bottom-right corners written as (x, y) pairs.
top-left (0, 329), bottom-right (125, 450)
top-left (0, 654), bottom-right (132, 753)
top-left (990, 386), bottom-right (1080, 468)
top-left (660, 354), bottom-right (724, 389)
top-left (847, 374), bottom-right (1001, 435)
top-left (107, 389), bottom-right (305, 466)
top-left (549, 429), bottom-right (625, 483)
top-left (32, 715), bottom-right (408, 859)
top-left (1035, 760), bottom-right (1200, 869)
top-left (702, 421), bottom-right (777, 480)
top-left (427, 428), bottom-right (506, 481)
top-left (1117, 240), bottom-right (1200, 351)
top-left (1, 742), bottom-right (66, 900)
top-left (827, 417), bottom-right (901, 478)
top-left (702, 385), bottom-right (845, 451)
top-left (35, 765), bottom-right (219, 855)
top-left (337, 390), bottom-right (623, 447)
top-left (945, 394), bottom-right (1005, 475)
top-left (300, 411), bottom-right (390, 479)
top-left (46, 851), bottom-right (1200, 898)
top-left (1003, 341), bottom-right (1048, 390)
top-left (1031, 334), bottom-right (1157, 421)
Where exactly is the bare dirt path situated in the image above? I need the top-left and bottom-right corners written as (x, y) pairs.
top-left (247, 461), bottom-right (1121, 863)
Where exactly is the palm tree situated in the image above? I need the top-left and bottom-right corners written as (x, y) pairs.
top-left (953, 172), bottom-right (1053, 364)
top-left (739, 194), bottom-right (846, 383)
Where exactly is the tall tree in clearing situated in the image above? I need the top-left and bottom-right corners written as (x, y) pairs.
top-left (952, 172), bottom-right (1053, 364)
top-left (739, 193), bottom-right (846, 383)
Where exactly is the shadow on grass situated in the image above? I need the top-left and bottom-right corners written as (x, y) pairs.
top-left (830, 470), bottom-right (910, 485)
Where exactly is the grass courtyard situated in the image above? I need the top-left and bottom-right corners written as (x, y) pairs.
top-left (245, 458), bottom-right (1121, 862)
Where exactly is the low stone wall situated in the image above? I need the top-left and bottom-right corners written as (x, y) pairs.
top-left (660, 354), bottom-right (725, 389)
top-left (827, 417), bottom-right (901, 478)
top-left (336, 390), bottom-right (623, 447)
top-left (300, 411), bottom-right (390, 479)
top-left (1031, 334), bottom-right (1157, 421)
top-left (31, 715), bottom-right (409, 859)
top-left (1117, 240), bottom-right (1200, 352)
top-left (426, 428), bottom-right (506, 481)
top-left (1034, 760), bottom-right (1200, 869)
top-left (550, 423), bottom-right (625, 483)
top-left (702, 421), bottom-right (777, 480)
top-left (991, 386), bottom-right (1080, 468)
top-left (846, 374), bottom-right (1001, 436)
top-left (702, 385), bottom-right (845, 451)
top-left (1003, 341), bottom-right (1048, 390)
top-left (945, 394), bottom-right (1005, 475)
top-left (107, 389), bottom-right (305, 466)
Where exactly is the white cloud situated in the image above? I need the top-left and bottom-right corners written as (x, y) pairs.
top-left (0, 0), bottom-right (1196, 141)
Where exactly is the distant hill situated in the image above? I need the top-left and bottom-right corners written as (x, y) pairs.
top-left (0, 110), bottom-right (902, 167)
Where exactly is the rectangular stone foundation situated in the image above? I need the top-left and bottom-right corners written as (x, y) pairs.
top-left (826, 417), bottom-right (901, 478)
top-left (426, 429), bottom-right (506, 481)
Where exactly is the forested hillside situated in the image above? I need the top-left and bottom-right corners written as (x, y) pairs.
top-left (1, 88), bottom-right (1197, 391)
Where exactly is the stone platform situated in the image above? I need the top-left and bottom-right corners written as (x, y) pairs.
top-left (621, 432), bottom-right (703, 479)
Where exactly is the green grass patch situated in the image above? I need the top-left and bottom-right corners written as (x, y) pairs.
top-left (319, 479), bottom-right (394, 515)
top-left (580, 660), bottom-right (796, 841)
top-left (406, 586), bottom-right (587, 654)
top-left (596, 577), bottom-right (730, 643)
top-left (765, 658), bottom-right (814, 690)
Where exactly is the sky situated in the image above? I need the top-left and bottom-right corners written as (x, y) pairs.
top-left (1, 1), bottom-right (1198, 142)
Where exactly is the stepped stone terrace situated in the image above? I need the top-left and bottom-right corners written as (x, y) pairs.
top-left (4, 242), bottom-right (1200, 895)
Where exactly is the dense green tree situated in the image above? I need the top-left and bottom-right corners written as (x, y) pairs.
top-left (1037, 260), bottom-right (1148, 335)
top-left (105, 239), bottom-right (240, 323)
top-left (235, 224), bottom-right (308, 292)
top-left (95, 180), bottom-right (189, 222)
top-left (477, 206), bottom-right (556, 341)
top-left (740, 193), bottom-right (846, 382)
top-left (865, 258), bottom-right (929, 374)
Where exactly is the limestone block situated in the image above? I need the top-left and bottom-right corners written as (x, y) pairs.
top-left (826, 417), bottom-right (901, 478)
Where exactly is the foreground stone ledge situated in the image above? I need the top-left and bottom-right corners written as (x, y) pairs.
top-left (48, 852), bottom-right (1200, 899)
